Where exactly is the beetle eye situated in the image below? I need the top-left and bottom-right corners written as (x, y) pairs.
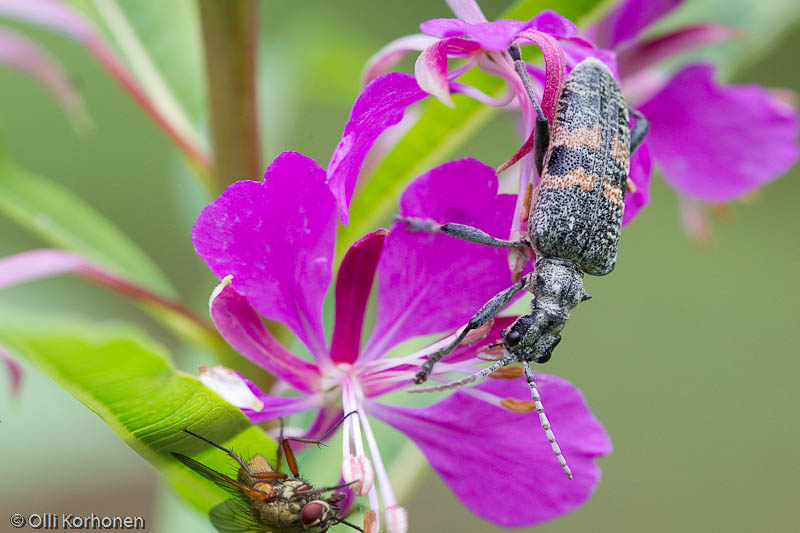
top-left (301, 502), bottom-right (324, 525)
top-left (506, 330), bottom-right (521, 347)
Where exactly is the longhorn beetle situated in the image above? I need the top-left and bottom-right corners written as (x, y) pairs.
top-left (404, 45), bottom-right (649, 478)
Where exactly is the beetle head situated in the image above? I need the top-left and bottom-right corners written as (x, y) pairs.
top-left (502, 311), bottom-right (562, 363)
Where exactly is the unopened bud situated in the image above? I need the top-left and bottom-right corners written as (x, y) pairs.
top-left (500, 397), bottom-right (537, 413)
top-left (342, 454), bottom-right (374, 496)
top-left (385, 505), bottom-right (408, 533)
top-left (199, 365), bottom-right (263, 411)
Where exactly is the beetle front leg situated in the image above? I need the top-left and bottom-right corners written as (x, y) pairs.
top-left (398, 216), bottom-right (529, 248)
top-left (415, 275), bottom-right (529, 383)
top-left (509, 43), bottom-right (550, 176)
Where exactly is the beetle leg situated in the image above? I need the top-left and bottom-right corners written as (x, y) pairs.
top-left (398, 216), bottom-right (529, 248)
top-left (629, 107), bottom-right (649, 153)
top-left (411, 352), bottom-right (516, 392)
top-left (440, 223), bottom-right (530, 248)
top-left (415, 275), bottom-right (529, 384)
top-left (509, 43), bottom-right (550, 176)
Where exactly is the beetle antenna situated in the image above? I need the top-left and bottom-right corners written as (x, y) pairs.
top-left (408, 353), bottom-right (516, 393)
top-left (523, 361), bottom-right (572, 479)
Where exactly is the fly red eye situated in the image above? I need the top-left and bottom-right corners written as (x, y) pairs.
top-left (301, 501), bottom-right (324, 525)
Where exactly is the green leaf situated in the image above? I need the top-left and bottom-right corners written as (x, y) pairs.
top-left (0, 149), bottom-right (176, 297)
top-left (67, 0), bottom-right (206, 128)
top-left (0, 314), bottom-right (276, 513)
top-left (336, 0), bottom-right (612, 258)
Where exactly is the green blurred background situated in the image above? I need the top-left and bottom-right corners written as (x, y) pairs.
top-left (1, 1), bottom-right (798, 531)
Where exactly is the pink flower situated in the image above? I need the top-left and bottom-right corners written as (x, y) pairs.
top-left (585, 0), bottom-right (799, 227)
top-left (359, 1), bottom-right (617, 249)
top-left (192, 152), bottom-right (612, 528)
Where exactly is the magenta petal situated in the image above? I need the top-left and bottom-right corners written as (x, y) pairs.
top-left (420, 18), bottom-right (535, 52)
top-left (362, 159), bottom-right (518, 360)
top-left (327, 73), bottom-right (428, 224)
top-left (559, 40), bottom-right (619, 80)
top-left (618, 24), bottom-right (739, 79)
top-left (193, 152), bottom-right (336, 358)
top-left (528, 10), bottom-right (579, 39)
top-left (588, 0), bottom-right (684, 49)
top-left (445, 0), bottom-right (488, 24)
top-left (331, 230), bottom-right (388, 364)
top-left (415, 40), bottom-right (454, 108)
top-left (210, 281), bottom-right (321, 393)
top-left (517, 29), bottom-right (567, 121)
top-left (622, 143), bottom-right (652, 226)
top-left (234, 373), bottom-right (324, 424)
top-left (1, 345), bottom-right (22, 398)
top-left (638, 64), bottom-right (800, 201)
top-left (368, 374), bottom-right (611, 527)
top-left (362, 34), bottom-right (439, 86)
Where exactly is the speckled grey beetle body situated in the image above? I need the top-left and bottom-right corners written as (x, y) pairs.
top-left (532, 57), bottom-right (631, 276)
top-left (402, 52), bottom-right (649, 478)
top-left (508, 57), bottom-right (634, 364)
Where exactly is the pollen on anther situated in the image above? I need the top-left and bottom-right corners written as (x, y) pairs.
top-left (500, 397), bottom-right (537, 413)
top-left (489, 366), bottom-right (524, 380)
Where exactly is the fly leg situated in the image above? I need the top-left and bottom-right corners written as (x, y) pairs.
top-left (509, 43), bottom-right (550, 176)
top-left (629, 107), bottom-right (649, 153)
top-left (397, 216), bottom-right (529, 248)
top-left (180, 429), bottom-right (276, 480)
top-left (276, 411), bottom-right (358, 477)
top-left (415, 275), bottom-right (529, 384)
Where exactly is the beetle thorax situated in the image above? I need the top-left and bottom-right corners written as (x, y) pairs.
top-left (531, 258), bottom-right (588, 319)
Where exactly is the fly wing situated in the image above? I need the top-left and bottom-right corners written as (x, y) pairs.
top-left (171, 452), bottom-right (270, 501)
top-left (209, 499), bottom-right (269, 533)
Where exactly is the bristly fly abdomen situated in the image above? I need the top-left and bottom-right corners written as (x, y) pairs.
top-left (172, 412), bottom-right (364, 532)
top-left (403, 44), bottom-right (649, 479)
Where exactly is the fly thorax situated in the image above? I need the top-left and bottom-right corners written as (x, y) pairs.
top-left (531, 258), bottom-right (589, 319)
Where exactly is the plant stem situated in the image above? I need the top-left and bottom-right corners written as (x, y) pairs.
top-left (198, 0), bottom-right (261, 193)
